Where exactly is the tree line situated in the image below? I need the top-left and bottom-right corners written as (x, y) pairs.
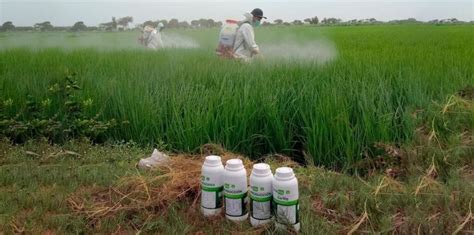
top-left (1, 16), bottom-right (472, 32)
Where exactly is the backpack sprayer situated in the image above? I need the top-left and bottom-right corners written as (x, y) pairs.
top-left (216, 19), bottom-right (239, 58)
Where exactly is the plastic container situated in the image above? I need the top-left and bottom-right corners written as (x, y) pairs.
top-left (200, 155), bottom-right (225, 216)
top-left (223, 158), bottom-right (248, 221)
top-left (273, 167), bottom-right (300, 232)
top-left (249, 163), bottom-right (273, 227)
top-left (216, 19), bottom-right (239, 58)
top-left (219, 19), bottom-right (239, 47)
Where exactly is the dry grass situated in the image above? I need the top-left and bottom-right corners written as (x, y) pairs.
top-left (68, 144), bottom-right (299, 233)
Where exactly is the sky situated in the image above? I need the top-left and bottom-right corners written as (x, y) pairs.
top-left (1, 0), bottom-right (473, 26)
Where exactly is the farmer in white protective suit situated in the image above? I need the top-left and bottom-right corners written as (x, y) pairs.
top-left (139, 23), bottom-right (164, 50)
top-left (233, 8), bottom-right (266, 60)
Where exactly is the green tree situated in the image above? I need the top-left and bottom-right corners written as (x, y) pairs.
top-left (34, 21), bottom-right (53, 31)
top-left (178, 21), bottom-right (190, 28)
top-left (207, 19), bottom-right (215, 27)
top-left (191, 20), bottom-right (199, 28)
top-left (198, 19), bottom-right (208, 28)
top-left (321, 17), bottom-right (341, 24)
top-left (99, 17), bottom-right (117, 31)
top-left (1, 21), bottom-right (15, 31)
top-left (117, 16), bottom-right (133, 30)
top-left (292, 20), bottom-right (303, 25)
top-left (168, 19), bottom-right (179, 28)
top-left (305, 16), bottom-right (319, 24)
top-left (71, 21), bottom-right (87, 32)
top-left (142, 20), bottom-right (157, 28)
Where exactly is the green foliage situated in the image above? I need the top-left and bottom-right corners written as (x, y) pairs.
top-left (1, 21), bottom-right (15, 31)
top-left (70, 21), bottom-right (87, 32)
top-left (0, 72), bottom-right (122, 143)
top-left (0, 25), bottom-right (472, 168)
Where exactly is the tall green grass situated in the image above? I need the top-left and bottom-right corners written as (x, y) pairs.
top-left (0, 25), bottom-right (472, 167)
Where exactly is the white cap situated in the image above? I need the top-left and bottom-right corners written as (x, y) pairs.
top-left (204, 155), bottom-right (222, 167)
top-left (275, 167), bottom-right (295, 180)
top-left (225, 159), bottom-right (244, 171)
top-left (251, 163), bottom-right (272, 176)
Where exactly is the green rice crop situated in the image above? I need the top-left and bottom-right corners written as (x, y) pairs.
top-left (0, 25), bottom-right (472, 168)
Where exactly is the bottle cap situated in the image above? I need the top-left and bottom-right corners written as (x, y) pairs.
top-left (275, 167), bottom-right (295, 180)
top-left (225, 159), bottom-right (244, 171)
top-left (204, 155), bottom-right (222, 167)
top-left (251, 163), bottom-right (272, 176)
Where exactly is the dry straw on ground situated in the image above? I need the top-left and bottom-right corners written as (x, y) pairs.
top-left (68, 144), bottom-right (299, 231)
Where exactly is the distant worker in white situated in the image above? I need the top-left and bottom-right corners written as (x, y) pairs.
top-left (216, 8), bottom-right (266, 61)
top-left (234, 8), bottom-right (266, 60)
top-left (139, 22), bottom-right (164, 50)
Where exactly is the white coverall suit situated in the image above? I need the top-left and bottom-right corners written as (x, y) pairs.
top-left (142, 24), bottom-right (164, 50)
top-left (233, 13), bottom-right (260, 60)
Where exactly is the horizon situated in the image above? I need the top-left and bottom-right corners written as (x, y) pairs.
top-left (1, 0), bottom-right (473, 27)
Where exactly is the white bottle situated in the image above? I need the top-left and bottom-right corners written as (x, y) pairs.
top-left (249, 163), bottom-right (273, 227)
top-left (273, 167), bottom-right (300, 232)
top-left (201, 155), bottom-right (225, 216)
top-left (223, 159), bottom-right (248, 221)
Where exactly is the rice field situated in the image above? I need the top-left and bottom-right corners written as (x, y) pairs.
top-left (1, 25), bottom-right (473, 168)
top-left (0, 24), bottom-right (473, 233)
